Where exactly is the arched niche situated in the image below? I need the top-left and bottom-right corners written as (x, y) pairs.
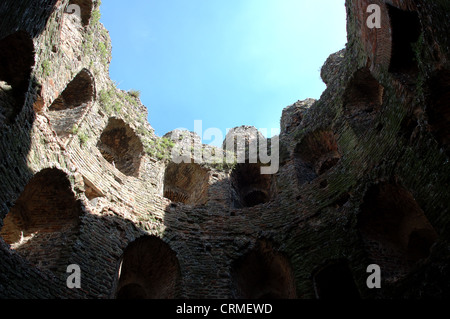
top-left (343, 68), bottom-right (384, 130)
top-left (0, 31), bottom-right (35, 124)
top-left (163, 162), bottom-right (209, 205)
top-left (230, 163), bottom-right (274, 208)
top-left (47, 68), bottom-right (95, 139)
top-left (115, 236), bottom-right (181, 299)
top-left (0, 168), bottom-right (83, 274)
top-left (294, 130), bottom-right (341, 186)
top-left (386, 4), bottom-right (421, 77)
top-left (97, 118), bottom-right (144, 177)
top-left (357, 183), bottom-right (438, 280)
top-left (355, 3), bottom-right (421, 80)
top-left (231, 240), bottom-right (297, 299)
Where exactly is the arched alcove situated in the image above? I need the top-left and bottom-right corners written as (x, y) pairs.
top-left (0, 31), bottom-right (35, 124)
top-left (294, 130), bottom-right (341, 186)
top-left (313, 260), bottom-right (360, 299)
top-left (426, 69), bottom-right (450, 155)
top-left (343, 68), bottom-right (384, 129)
top-left (47, 69), bottom-right (95, 139)
top-left (97, 118), bottom-right (144, 177)
top-left (230, 163), bottom-right (273, 208)
top-left (357, 183), bottom-right (438, 280)
top-left (115, 236), bottom-right (181, 299)
top-left (0, 168), bottom-right (83, 274)
top-left (231, 240), bottom-right (297, 299)
top-left (163, 162), bottom-right (209, 205)
top-left (386, 4), bottom-right (421, 77)
top-left (67, 0), bottom-right (94, 27)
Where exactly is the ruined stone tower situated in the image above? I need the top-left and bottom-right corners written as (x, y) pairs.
top-left (0, 0), bottom-right (449, 299)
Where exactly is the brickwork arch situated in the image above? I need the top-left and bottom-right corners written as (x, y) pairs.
top-left (114, 236), bottom-right (181, 299)
top-left (47, 68), bottom-right (95, 139)
top-left (0, 168), bottom-right (83, 275)
top-left (294, 130), bottom-right (341, 186)
top-left (231, 239), bottom-right (297, 299)
top-left (343, 68), bottom-right (384, 131)
top-left (230, 163), bottom-right (274, 208)
top-left (354, 1), bottom-right (421, 79)
top-left (357, 182), bottom-right (438, 281)
top-left (163, 162), bottom-right (209, 205)
top-left (97, 117), bottom-right (144, 177)
top-left (0, 30), bottom-right (35, 125)
top-left (386, 4), bottom-right (421, 77)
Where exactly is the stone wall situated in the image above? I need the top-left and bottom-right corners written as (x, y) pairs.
top-left (0, 0), bottom-right (449, 299)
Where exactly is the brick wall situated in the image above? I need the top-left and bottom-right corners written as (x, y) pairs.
top-left (0, 0), bottom-right (449, 299)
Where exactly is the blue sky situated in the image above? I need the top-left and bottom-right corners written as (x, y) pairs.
top-left (99, 0), bottom-right (347, 145)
